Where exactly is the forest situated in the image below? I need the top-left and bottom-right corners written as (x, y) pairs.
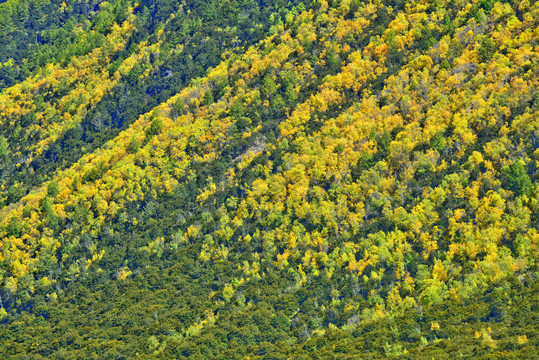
top-left (0, 0), bottom-right (537, 358)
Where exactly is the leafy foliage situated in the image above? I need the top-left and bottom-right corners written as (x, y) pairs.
top-left (0, 0), bottom-right (537, 358)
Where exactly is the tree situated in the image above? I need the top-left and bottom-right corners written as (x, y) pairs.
top-left (47, 180), bottom-right (60, 198)
top-left (506, 161), bottom-right (532, 197)
top-left (0, 136), bottom-right (7, 156)
top-left (477, 36), bottom-right (495, 61)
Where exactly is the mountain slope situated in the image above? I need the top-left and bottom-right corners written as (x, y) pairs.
top-left (0, 0), bottom-right (538, 358)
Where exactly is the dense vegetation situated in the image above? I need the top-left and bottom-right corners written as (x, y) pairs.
top-left (0, 0), bottom-right (537, 358)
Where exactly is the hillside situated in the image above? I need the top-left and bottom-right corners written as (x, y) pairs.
top-left (0, 0), bottom-right (538, 358)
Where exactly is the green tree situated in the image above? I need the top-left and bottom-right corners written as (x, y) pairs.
top-left (507, 161), bottom-right (532, 196)
top-left (478, 36), bottom-right (495, 61)
top-left (47, 180), bottom-right (60, 198)
top-left (0, 136), bottom-right (8, 156)
top-left (261, 76), bottom-right (277, 99)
